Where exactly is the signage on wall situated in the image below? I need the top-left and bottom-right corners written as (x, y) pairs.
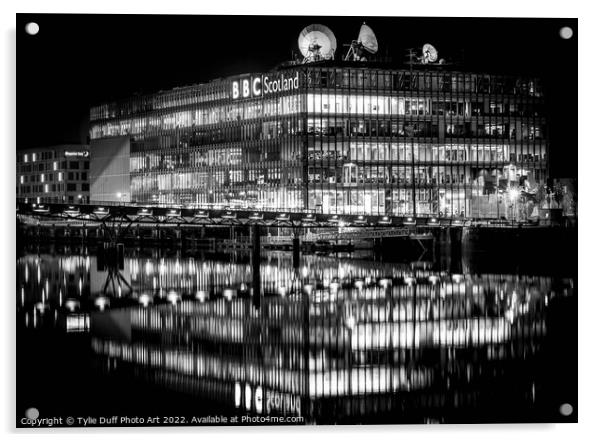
top-left (232, 72), bottom-right (299, 99)
top-left (64, 151), bottom-right (89, 158)
top-left (235, 382), bottom-right (302, 416)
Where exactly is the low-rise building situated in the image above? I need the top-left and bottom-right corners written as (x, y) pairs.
top-left (16, 145), bottom-right (90, 204)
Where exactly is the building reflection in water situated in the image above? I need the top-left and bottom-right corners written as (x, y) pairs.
top-left (17, 246), bottom-right (575, 423)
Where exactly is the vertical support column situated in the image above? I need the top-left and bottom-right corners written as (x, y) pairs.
top-left (449, 226), bottom-right (463, 274)
top-left (251, 224), bottom-right (262, 309)
top-left (436, 227), bottom-right (452, 273)
top-left (292, 228), bottom-right (300, 269)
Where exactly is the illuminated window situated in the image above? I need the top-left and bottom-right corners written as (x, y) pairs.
top-left (40, 174), bottom-right (44, 183)
top-left (53, 161), bottom-right (58, 171)
top-left (44, 184), bottom-right (49, 193)
top-left (58, 172), bottom-right (63, 182)
top-left (32, 153), bottom-right (37, 162)
top-left (23, 154), bottom-right (28, 163)
top-left (20, 176), bottom-right (24, 184)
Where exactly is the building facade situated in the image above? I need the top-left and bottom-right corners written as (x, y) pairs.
top-left (89, 62), bottom-right (547, 219)
top-left (16, 145), bottom-right (90, 204)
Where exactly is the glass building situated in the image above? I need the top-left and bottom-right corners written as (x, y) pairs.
top-left (89, 62), bottom-right (547, 219)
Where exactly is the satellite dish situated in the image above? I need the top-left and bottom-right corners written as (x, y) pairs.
top-left (298, 24), bottom-right (337, 63)
top-left (345, 22), bottom-right (379, 61)
top-left (358, 23), bottom-right (378, 54)
top-left (422, 43), bottom-right (438, 63)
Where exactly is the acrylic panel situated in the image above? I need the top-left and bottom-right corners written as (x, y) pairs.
top-left (16, 14), bottom-right (577, 427)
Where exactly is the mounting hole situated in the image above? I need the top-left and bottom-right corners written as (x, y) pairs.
top-left (25, 407), bottom-right (40, 419)
top-left (559, 26), bottom-right (573, 39)
top-left (25, 22), bottom-right (39, 35)
top-left (559, 403), bottom-right (573, 416)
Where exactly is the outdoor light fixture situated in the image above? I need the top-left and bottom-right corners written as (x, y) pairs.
top-left (353, 215), bottom-right (367, 226)
top-left (427, 217), bottom-right (440, 226)
top-left (167, 290), bottom-right (181, 305)
top-left (65, 299), bottom-right (80, 312)
top-left (403, 216), bottom-right (416, 226)
top-left (428, 275), bottom-right (440, 284)
top-left (93, 207), bottom-right (109, 217)
top-left (138, 294), bottom-right (152, 307)
top-left (35, 302), bottom-right (49, 313)
top-left (345, 315), bottom-right (357, 330)
top-left (64, 206), bottom-right (80, 216)
top-left (249, 212), bottom-right (263, 221)
top-left (378, 216), bottom-right (392, 225)
top-left (301, 213), bottom-right (316, 223)
top-left (195, 290), bottom-right (208, 302)
top-left (94, 296), bottom-right (110, 311)
top-left (137, 208), bottom-right (153, 216)
top-left (379, 278), bottom-right (392, 288)
top-left (276, 213), bottom-right (290, 222)
top-left (404, 276), bottom-right (416, 285)
top-left (223, 288), bottom-right (236, 301)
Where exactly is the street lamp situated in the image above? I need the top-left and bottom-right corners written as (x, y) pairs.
top-left (508, 188), bottom-right (520, 222)
top-left (495, 186), bottom-right (501, 219)
top-left (116, 192), bottom-right (125, 205)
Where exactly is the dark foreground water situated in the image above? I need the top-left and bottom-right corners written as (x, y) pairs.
top-left (16, 242), bottom-right (577, 426)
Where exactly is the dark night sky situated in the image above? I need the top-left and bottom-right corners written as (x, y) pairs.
top-left (17, 14), bottom-right (577, 178)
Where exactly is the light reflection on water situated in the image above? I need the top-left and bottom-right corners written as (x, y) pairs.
top-left (17, 246), bottom-right (575, 424)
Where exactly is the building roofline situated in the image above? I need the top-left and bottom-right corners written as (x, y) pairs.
top-left (17, 144), bottom-right (89, 152)
top-left (90, 59), bottom-right (543, 110)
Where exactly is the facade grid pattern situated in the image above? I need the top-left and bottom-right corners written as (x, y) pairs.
top-left (89, 63), bottom-right (547, 219)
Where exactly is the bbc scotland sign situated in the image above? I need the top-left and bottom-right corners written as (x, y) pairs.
top-left (232, 72), bottom-right (300, 99)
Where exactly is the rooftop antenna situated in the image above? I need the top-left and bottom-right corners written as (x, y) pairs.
top-left (344, 22), bottom-right (379, 61)
top-left (405, 48), bottom-right (418, 66)
top-left (298, 24), bottom-right (337, 63)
